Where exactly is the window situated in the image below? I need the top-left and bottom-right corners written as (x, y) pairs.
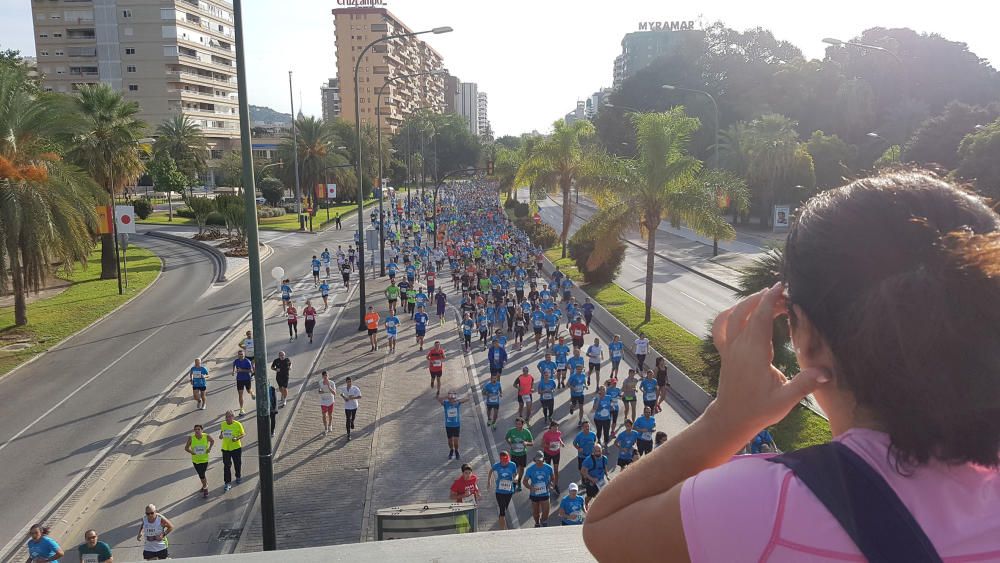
top-left (40, 50), bottom-right (49, 56)
top-left (122, 9), bottom-right (131, 17)
top-left (210, 149), bottom-right (224, 159)
top-left (128, 84), bottom-right (139, 91)
top-left (126, 65), bottom-right (136, 72)
top-left (125, 47), bottom-right (135, 55)
top-left (54, 50), bottom-right (65, 56)
top-left (53, 32), bottom-right (63, 37)
top-left (39, 33), bottom-right (48, 38)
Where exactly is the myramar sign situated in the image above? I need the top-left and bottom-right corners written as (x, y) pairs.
top-left (638, 20), bottom-right (696, 31)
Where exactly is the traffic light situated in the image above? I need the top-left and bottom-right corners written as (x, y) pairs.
top-left (486, 160), bottom-right (494, 175)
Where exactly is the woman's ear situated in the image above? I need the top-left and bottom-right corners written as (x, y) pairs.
top-left (789, 304), bottom-right (831, 370)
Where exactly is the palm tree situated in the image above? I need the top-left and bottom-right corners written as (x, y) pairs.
top-left (743, 113), bottom-right (801, 225)
top-left (68, 84), bottom-right (147, 279)
top-left (0, 64), bottom-right (100, 325)
top-left (279, 116), bottom-right (355, 204)
top-left (492, 147), bottom-right (522, 201)
top-left (515, 119), bottom-right (597, 257)
top-left (153, 115), bottom-right (207, 183)
top-left (578, 109), bottom-right (749, 322)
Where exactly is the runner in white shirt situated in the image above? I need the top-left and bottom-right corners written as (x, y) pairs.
top-left (586, 337), bottom-right (604, 387)
top-left (634, 332), bottom-right (650, 372)
top-left (318, 370), bottom-right (336, 436)
top-left (340, 377), bottom-right (362, 441)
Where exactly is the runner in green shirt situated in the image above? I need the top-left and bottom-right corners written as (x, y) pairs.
top-left (385, 282), bottom-right (400, 310)
top-left (504, 417), bottom-right (534, 491)
top-left (406, 286), bottom-right (417, 316)
top-left (78, 530), bottom-right (113, 562)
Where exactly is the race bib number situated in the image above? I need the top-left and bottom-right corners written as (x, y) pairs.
top-left (306, 314), bottom-right (315, 321)
top-left (641, 432), bottom-right (653, 441)
top-left (556, 363), bottom-right (566, 370)
top-left (531, 483), bottom-right (548, 496)
top-left (645, 391), bottom-right (656, 401)
top-left (222, 429), bottom-right (233, 439)
top-left (599, 409), bottom-right (609, 418)
top-left (570, 511), bottom-right (583, 523)
top-left (446, 408), bottom-right (458, 419)
top-left (432, 360), bottom-right (443, 367)
top-left (573, 330), bottom-right (582, 337)
top-left (387, 321), bottom-right (395, 328)
top-left (513, 441), bottom-right (525, 453)
top-left (82, 555), bottom-right (99, 563)
top-left (573, 385), bottom-right (585, 394)
top-left (522, 395), bottom-right (532, 404)
top-left (193, 445), bottom-right (207, 455)
top-left (146, 533), bottom-right (160, 542)
top-left (541, 392), bottom-right (553, 400)
top-left (488, 395), bottom-right (499, 403)
top-left (498, 479), bottom-right (513, 493)
top-left (548, 441), bottom-right (560, 452)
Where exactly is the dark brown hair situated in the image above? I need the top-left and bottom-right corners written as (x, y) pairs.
top-left (784, 171), bottom-right (1000, 467)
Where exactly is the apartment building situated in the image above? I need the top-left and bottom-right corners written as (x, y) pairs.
top-left (476, 91), bottom-right (490, 139)
top-left (320, 78), bottom-right (341, 122)
top-left (443, 73), bottom-right (460, 115)
top-left (332, 6), bottom-right (446, 134)
top-left (456, 81), bottom-right (478, 136)
top-left (612, 28), bottom-right (705, 89)
top-left (30, 0), bottom-right (240, 185)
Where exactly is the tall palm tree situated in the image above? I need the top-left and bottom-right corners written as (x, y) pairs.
top-left (515, 119), bottom-right (597, 257)
top-left (492, 147), bottom-right (522, 201)
top-left (68, 84), bottom-right (147, 279)
top-left (744, 113), bottom-right (800, 225)
top-left (578, 109), bottom-right (749, 322)
top-left (153, 115), bottom-right (207, 183)
top-left (0, 64), bottom-right (100, 326)
top-left (279, 116), bottom-right (355, 204)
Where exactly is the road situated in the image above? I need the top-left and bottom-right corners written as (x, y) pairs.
top-left (534, 195), bottom-right (738, 336)
top-left (0, 211), bottom-right (371, 551)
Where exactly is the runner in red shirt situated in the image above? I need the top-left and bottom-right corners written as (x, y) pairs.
top-left (303, 301), bottom-right (318, 344)
top-left (427, 341), bottom-right (446, 397)
top-left (286, 304), bottom-right (298, 341)
top-left (570, 318), bottom-right (589, 349)
top-left (514, 366), bottom-right (535, 423)
top-left (426, 269), bottom-right (436, 294)
top-left (449, 463), bottom-right (481, 503)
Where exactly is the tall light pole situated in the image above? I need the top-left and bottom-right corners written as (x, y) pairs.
top-left (353, 26), bottom-right (452, 329)
top-left (288, 70), bottom-right (303, 230)
top-left (376, 69), bottom-right (445, 276)
top-left (663, 84), bottom-right (722, 256)
top-left (232, 0), bottom-right (275, 550)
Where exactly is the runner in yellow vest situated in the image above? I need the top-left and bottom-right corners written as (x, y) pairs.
top-left (220, 410), bottom-right (245, 492)
top-left (185, 424), bottom-right (215, 498)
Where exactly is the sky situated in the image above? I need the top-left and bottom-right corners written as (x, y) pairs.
top-left (3, 0), bottom-right (1000, 137)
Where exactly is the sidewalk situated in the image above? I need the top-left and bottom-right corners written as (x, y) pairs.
top-left (238, 275), bottom-right (500, 552)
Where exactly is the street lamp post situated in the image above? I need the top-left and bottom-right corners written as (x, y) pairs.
top-left (376, 70), bottom-right (445, 276)
top-left (231, 0), bottom-right (276, 550)
top-left (663, 84), bottom-right (721, 256)
top-left (822, 37), bottom-right (903, 63)
top-left (288, 70), bottom-right (304, 231)
top-left (353, 26), bottom-right (452, 329)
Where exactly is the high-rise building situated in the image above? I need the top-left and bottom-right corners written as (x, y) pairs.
top-left (443, 73), bottom-right (460, 115)
top-left (584, 87), bottom-right (612, 119)
top-left (456, 81), bottom-right (478, 136)
top-left (30, 0), bottom-right (241, 185)
top-left (332, 7), bottom-right (445, 134)
top-left (564, 100), bottom-right (586, 124)
top-left (320, 78), bottom-right (341, 122)
top-left (476, 91), bottom-right (489, 138)
top-left (612, 28), bottom-right (704, 89)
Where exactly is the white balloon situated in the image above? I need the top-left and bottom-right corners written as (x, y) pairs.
top-left (271, 266), bottom-right (285, 281)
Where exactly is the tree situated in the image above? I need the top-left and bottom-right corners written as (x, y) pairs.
top-left (147, 153), bottom-right (187, 221)
top-left (515, 119), bottom-right (598, 257)
top-left (67, 84), bottom-right (147, 279)
top-left (153, 115), bottom-right (207, 182)
top-left (742, 113), bottom-right (805, 224)
top-left (0, 64), bottom-right (100, 326)
top-left (576, 109), bottom-right (748, 322)
top-left (805, 130), bottom-right (855, 190)
top-left (902, 101), bottom-right (998, 169)
top-left (956, 119), bottom-right (1000, 200)
top-left (874, 145), bottom-right (902, 170)
top-left (259, 177), bottom-right (284, 206)
top-left (185, 196), bottom-right (215, 235)
top-left (491, 147), bottom-right (522, 201)
top-left (279, 115), bottom-right (354, 205)
top-left (214, 194), bottom-right (244, 243)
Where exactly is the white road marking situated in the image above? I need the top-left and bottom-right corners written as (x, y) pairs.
top-left (678, 290), bottom-right (707, 306)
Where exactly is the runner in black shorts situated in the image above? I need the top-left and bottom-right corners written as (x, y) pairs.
top-left (489, 451), bottom-right (517, 530)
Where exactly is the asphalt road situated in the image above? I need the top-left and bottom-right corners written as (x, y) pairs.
top-left (0, 212), bottom-right (369, 548)
top-left (534, 197), bottom-right (738, 336)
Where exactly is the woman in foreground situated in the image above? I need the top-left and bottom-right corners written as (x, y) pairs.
top-left (583, 171), bottom-right (1000, 562)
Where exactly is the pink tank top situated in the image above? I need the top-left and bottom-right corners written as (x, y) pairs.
top-left (681, 428), bottom-right (1000, 562)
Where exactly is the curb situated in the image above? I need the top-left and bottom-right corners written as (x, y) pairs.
top-left (546, 195), bottom-right (741, 293)
top-left (221, 243), bottom-right (274, 284)
top-left (0, 237), bottom-right (164, 387)
top-left (145, 230), bottom-right (228, 282)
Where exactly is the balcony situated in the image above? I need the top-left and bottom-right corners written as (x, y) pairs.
top-left (167, 69), bottom-right (236, 87)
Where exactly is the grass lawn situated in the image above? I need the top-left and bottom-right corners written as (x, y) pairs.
top-left (317, 199), bottom-right (377, 228)
top-left (0, 245), bottom-right (162, 378)
top-left (544, 246), bottom-right (830, 450)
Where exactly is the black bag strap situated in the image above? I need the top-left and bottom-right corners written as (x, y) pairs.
top-left (768, 442), bottom-right (941, 563)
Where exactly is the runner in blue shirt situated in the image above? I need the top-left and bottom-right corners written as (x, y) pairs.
top-left (437, 391), bottom-right (469, 460)
top-left (537, 353), bottom-right (556, 386)
top-left (415, 288), bottom-right (428, 309)
top-left (558, 484), bottom-right (586, 525)
top-left (477, 312), bottom-right (490, 348)
top-left (537, 370), bottom-right (557, 423)
top-left (561, 277), bottom-right (573, 302)
top-left (414, 305), bottom-right (429, 350)
top-left (280, 279), bottom-right (292, 309)
top-left (634, 405), bottom-right (657, 457)
top-left (606, 378), bottom-right (622, 437)
top-left (614, 419), bottom-right (640, 469)
top-left (531, 309), bottom-right (546, 351)
top-left (488, 452), bottom-right (517, 530)
top-left (387, 261), bottom-right (398, 281)
top-left (311, 255), bottom-right (321, 285)
top-left (189, 358), bottom-right (208, 410)
top-left (405, 263), bottom-right (416, 283)
top-left (608, 334), bottom-right (624, 378)
top-left (573, 421), bottom-right (597, 470)
top-left (552, 337), bottom-right (570, 387)
top-left (568, 365), bottom-right (588, 427)
top-left (582, 297), bottom-right (596, 327)
top-left (321, 248), bottom-right (332, 277)
top-left (640, 370), bottom-right (659, 412)
top-left (523, 452), bottom-right (556, 527)
top-left (384, 311), bottom-right (400, 353)
top-left (590, 386), bottom-right (614, 445)
top-left (545, 310), bottom-right (560, 346)
top-left (487, 339), bottom-right (508, 377)
top-left (580, 443), bottom-right (609, 509)
top-left (319, 280), bottom-right (331, 311)
top-left (482, 373), bottom-right (502, 430)
top-left (461, 313), bottom-right (474, 351)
